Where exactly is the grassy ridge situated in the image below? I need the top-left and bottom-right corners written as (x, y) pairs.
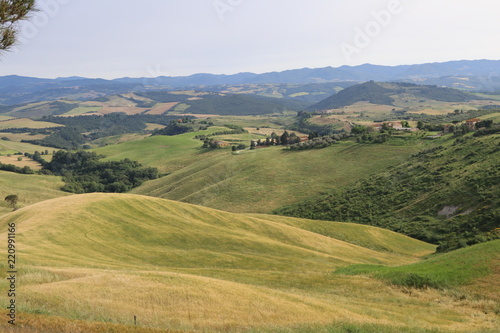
top-left (129, 140), bottom-right (420, 213)
top-left (0, 194), bottom-right (497, 332)
top-left (92, 127), bottom-right (422, 213)
top-left (2, 193), bottom-right (431, 269)
top-left (275, 133), bottom-right (500, 249)
top-left (0, 171), bottom-right (69, 216)
top-left (336, 240), bottom-right (499, 290)
top-left (93, 127), bottom-right (229, 173)
top-left (308, 81), bottom-right (477, 111)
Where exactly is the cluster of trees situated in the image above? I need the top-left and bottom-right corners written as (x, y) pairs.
top-left (286, 133), bottom-right (352, 150)
top-left (474, 126), bottom-right (500, 137)
top-left (200, 139), bottom-right (247, 150)
top-left (416, 119), bottom-right (495, 135)
top-left (350, 125), bottom-right (392, 144)
top-left (152, 120), bottom-right (195, 136)
top-left (0, 127), bottom-right (54, 134)
top-left (250, 130), bottom-right (353, 150)
top-left (356, 133), bottom-right (388, 144)
top-left (35, 151), bottom-right (159, 193)
top-left (23, 127), bottom-right (85, 149)
top-left (42, 113), bottom-right (148, 132)
top-left (0, 162), bottom-right (34, 174)
top-left (250, 131), bottom-right (301, 149)
top-left (23, 150), bottom-right (50, 168)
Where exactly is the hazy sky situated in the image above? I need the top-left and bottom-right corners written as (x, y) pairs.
top-left (1, 0), bottom-right (499, 79)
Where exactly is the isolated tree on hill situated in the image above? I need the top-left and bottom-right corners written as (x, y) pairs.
top-left (0, 0), bottom-right (37, 52)
top-left (4, 194), bottom-right (18, 211)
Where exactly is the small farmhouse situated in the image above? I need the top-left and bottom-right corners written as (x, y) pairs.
top-left (466, 118), bottom-right (481, 129)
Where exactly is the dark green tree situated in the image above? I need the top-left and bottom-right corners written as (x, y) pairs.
top-left (280, 131), bottom-right (289, 145)
top-left (4, 194), bottom-right (18, 211)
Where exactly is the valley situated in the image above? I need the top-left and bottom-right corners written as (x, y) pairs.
top-left (0, 74), bottom-right (498, 332)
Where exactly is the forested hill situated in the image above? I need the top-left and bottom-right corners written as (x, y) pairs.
top-left (182, 93), bottom-right (309, 115)
top-left (274, 132), bottom-right (500, 252)
top-left (138, 91), bottom-right (310, 115)
top-left (308, 81), bottom-right (477, 111)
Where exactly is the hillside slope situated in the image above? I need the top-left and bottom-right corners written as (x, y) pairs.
top-left (275, 133), bottom-right (500, 251)
top-left (308, 81), bottom-right (477, 111)
top-left (90, 127), bottom-right (422, 213)
top-left (0, 193), bottom-right (497, 332)
top-left (1, 193), bottom-right (432, 269)
top-left (126, 140), bottom-right (420, 213)
top-left (0, 171), bottom-right (69, 216)
top-left (1, 193), bottom-right (466, 331)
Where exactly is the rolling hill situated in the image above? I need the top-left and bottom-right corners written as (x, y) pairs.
top-left (91, 128), bottom-right (422, 213)
top-left (0, 193), bottom-right (497, 332)
top-left (173, 93), bottom-right (309, 116)
top-left (275, 132), bottom-right (500, 251)
top-left (0, 171), bottom-right (69, 216)
top-left (308, 81), bottom-right (479, 111)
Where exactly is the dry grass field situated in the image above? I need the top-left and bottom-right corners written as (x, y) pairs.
top-left (0, 133), bottom-right (47, 142)
top-left (0, 155), bottom-right (42, 170)
top-left (146, 103), bottom-right (180, 115)
top-left (0, 193), bottom-right (496, 332)
top-left (0, 171), bottom-right (69, 216)
top-left (0, 140), bottom-right (55, 155)
top-left (0, 118), bottom-right (64, 130)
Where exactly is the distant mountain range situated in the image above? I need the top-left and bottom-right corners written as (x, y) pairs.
top-left (1, 59), bottom-right (499, 105)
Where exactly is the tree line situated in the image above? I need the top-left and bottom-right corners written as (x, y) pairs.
top-left (21, 150), bottom-right (159, 193)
